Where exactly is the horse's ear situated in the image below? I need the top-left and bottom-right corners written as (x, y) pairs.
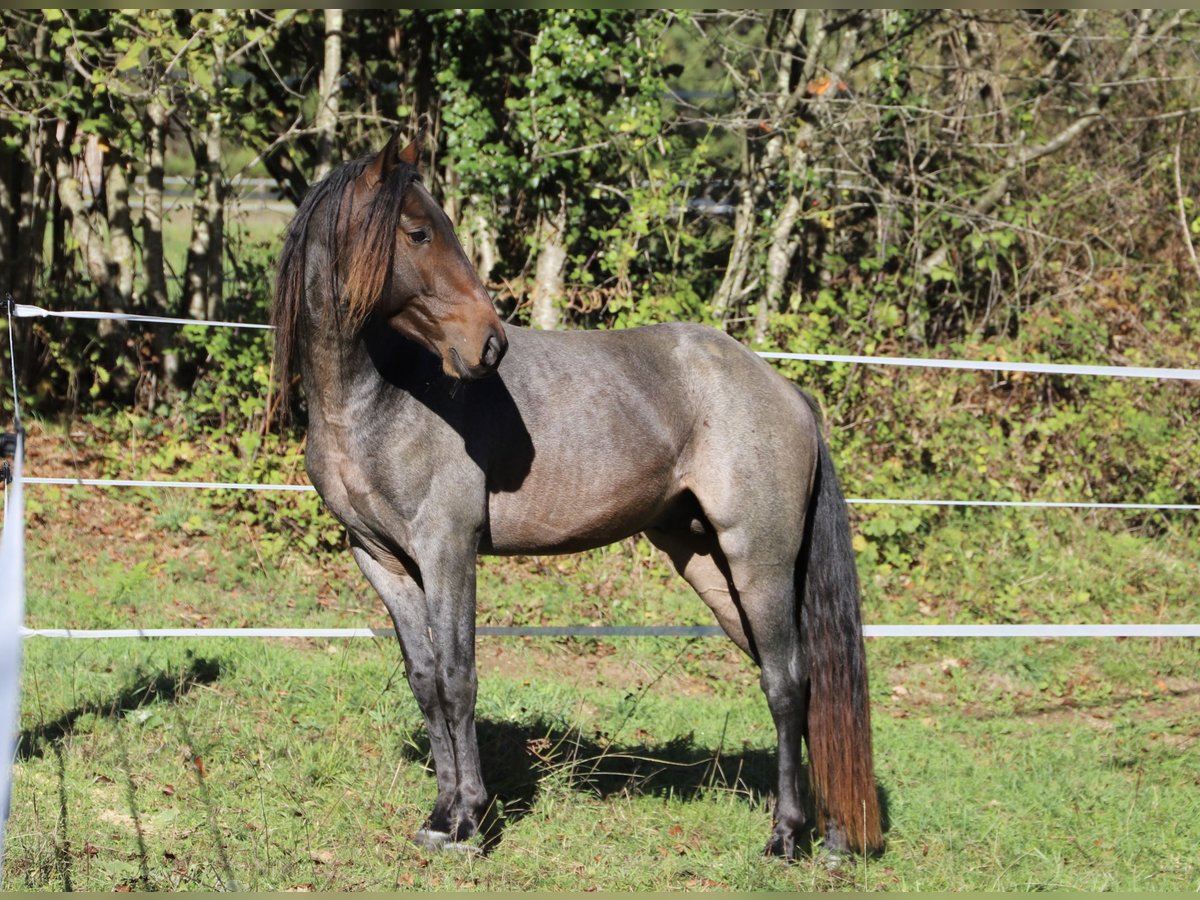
top-left (363, 130), bottom-right (407, 186)
top-left (398, 123), bottom-right (426, 167)
top-left (363, 128), bottom-right (424, 186)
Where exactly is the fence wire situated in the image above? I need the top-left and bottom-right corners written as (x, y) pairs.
top-left (5, 302), bottom-right (1199, 642)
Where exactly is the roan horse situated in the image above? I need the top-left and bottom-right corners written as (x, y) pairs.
top-left (273, 133), bottom-right (883, 859)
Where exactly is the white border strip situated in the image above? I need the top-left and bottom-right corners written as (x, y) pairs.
top-left (758, 350), bottom-right (1200, 381)
top-left (23, 477), bottom-right (1200, 511)
top-left (19, 623), bottom-right (1200, 639)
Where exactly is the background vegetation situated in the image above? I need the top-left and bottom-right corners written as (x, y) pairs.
top-left (3, 10), bottom-right (1199, 526)
top-left (1, 9), bottom-right (1198, 891)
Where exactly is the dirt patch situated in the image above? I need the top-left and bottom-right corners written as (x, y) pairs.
top-left (1018, 679), bottom-right (1200, 729)
top-left (473, 637), bottom-right (753, 699)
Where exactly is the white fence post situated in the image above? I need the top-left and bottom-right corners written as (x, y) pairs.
top-left (0, 431), bottom-right (26, 871)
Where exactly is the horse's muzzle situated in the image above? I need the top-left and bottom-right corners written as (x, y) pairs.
top-left (450, 327), bottom-right (507, 380)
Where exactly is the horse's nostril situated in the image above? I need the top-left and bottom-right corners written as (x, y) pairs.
top-left (483, 333), bottom-right (505, 369)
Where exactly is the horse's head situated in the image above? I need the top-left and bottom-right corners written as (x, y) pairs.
top-left (341, 132), bottom-right (507, 380)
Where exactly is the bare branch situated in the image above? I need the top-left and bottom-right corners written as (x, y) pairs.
top-left (918, 8), bottom-right (1177, 277)
top-left (1172, 121), bottom-right (1200, 285)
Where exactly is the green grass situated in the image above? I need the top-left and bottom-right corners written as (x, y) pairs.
top-left (5, 636), bottom-right (1197, 891)
top-left (4, 446), bottom-right (1199, 891)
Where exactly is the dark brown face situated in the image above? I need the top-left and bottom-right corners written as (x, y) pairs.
top-left (383, 180), bottom-right (508, 380)
top-left (341, 133), bottom-right (507, 381)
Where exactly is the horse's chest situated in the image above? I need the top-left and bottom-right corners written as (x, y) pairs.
top-left (305, 428), bottom-right (485, 556)
top-left (306, 438), bottom-right (416, 547)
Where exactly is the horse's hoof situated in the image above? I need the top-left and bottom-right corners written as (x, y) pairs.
top-left (822, 822), bottom-right (851, 856)
top-left (818, 846), bottom-right (847, 870)
top-left (763, 833), bottom-right (798, 862)
top-left (413, 828), bottom-right (482, 856)
top-left (413, 828), bottom-right (451, 852)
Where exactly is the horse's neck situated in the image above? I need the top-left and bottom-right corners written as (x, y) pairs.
top-left (299, 322), bottom-right (382, 433)
top-left (299, 315), bottom-right (445, 436)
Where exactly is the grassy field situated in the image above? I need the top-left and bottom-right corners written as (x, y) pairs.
top-left (2, 424), bottom-right (1198, 891)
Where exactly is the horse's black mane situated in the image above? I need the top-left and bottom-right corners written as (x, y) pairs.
top-left (271, 152), bottom-right (419, 410)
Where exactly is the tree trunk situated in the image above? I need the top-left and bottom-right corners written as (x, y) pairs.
top-left (530, 187), bottom-right (567, 331)
top-left (5, 26), bottom-right (53, 310)
top-left (105, 158), bottom-right (135, 311)
top-left (710, 10), bottom-right (871, 332)
top-left (0, 122), bottom-right (20, 300)
top-left (755, 192), bottom-right (803, 345)
top-left (203, 117), bottom-right (224, 321)
top-left (711, 130), bottom-right (762, 322)
top-left (184, 155), bottom-right (213, 322)
top-left (186, 37), bottom-right (227, 323)
top-left (711, 10), bottom-right (810, 325)
top-left (142, 97), bottom-right (170, 314)
top-left (313, 9), bottom-right (343, 183)
top-left (469, 196), bottom-right (499, 284)
top-left (55, 143), bottom-right (118, 308)
top-left (203, 39), bottom-right (226, 321)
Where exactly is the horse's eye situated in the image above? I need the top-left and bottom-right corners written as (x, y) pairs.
top-left (408, 228), bottom-right (431, 245)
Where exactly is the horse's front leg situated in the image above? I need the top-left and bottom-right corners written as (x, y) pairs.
top-left (352, 542), bottom-right (487, 849)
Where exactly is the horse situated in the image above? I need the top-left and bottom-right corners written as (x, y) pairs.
top-left (272, 132), bottom-right (883, 859)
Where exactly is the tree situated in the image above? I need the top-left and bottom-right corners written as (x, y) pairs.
top-left (434, 9), bottom-right (681, 328)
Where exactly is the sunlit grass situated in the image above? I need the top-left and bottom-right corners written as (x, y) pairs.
top-left (4, 472), bottom-right (1199, 890)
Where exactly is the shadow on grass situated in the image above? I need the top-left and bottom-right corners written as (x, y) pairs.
top-left (17, 653), bottom-right (223, 762)
top-left (401, 716), bottom-right (892, 855)
top-left (14, 654), bottom-right (225, 891)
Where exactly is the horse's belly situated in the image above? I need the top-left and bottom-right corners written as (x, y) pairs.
top-left (483, 466), bottom-right (676, 555)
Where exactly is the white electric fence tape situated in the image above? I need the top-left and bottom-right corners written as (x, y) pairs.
top-left (20, 478), bottom-right (1200, 512)
top-left (25, 476), bottom-right (316, 493)
top-left (0, 432), bottom-right (25, 871)
top-left (14, 304), bottom-right (272, 331)
top-left (7, 304), bottom-right (1200, 644)
top-left (756, 350), bottom-right (1200, 382)
top-left (15, 303), bottom-right (1200, 380)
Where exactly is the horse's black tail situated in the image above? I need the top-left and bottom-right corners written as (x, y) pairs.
top-left (799, 411), bottom-right (883, 854)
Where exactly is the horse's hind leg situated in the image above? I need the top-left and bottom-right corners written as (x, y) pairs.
top-left (729, 558), bottom-right (810, 860)
top-left (646, 526), bottom-right (752, 656)
top-left (646, 524), bottom-right (810, 859)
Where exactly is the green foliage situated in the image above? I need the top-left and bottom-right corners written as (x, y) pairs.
top-left (4, 8), bottom-right (1200, 588)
